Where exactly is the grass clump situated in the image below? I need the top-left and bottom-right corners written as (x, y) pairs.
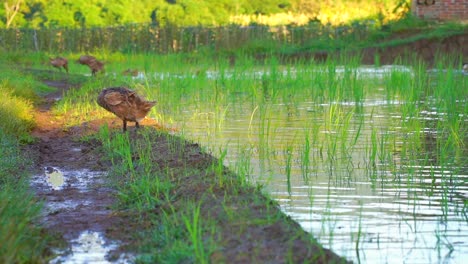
top-left (0, 133), bottom-right (52, 263)
top-left (0, 68), bottom-right (56, 263)
top-left (0, 90), bottom-right (35, 142)
top-left (0, 65), bottom-right (60, 142)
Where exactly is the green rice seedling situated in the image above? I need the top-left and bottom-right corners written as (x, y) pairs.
top-left (136, 129), bottom-right (160, 174)
top-left (434, 222), bottom-right (454, 257)
top-left (117, 172), bottom-right (172, 212)
top-left (135, 211), bottom-right (192, 263)
top-left (211, 145), bottom-right (229, 187)
top-left (364, 126), bottom-right (379, 183)
top-left (284, 145), bottom-right (293, 195)
top-left (382, 64), bottom-right (414, 101)
top-left (112, 132), bottom-right (135, 175)
top-left (354, 202), bottom-right (364, 255)
top-left (233, 145), bottom-right (253, 186)
top-left (96, 126), bottom-right (135, 177)
top-left (300, 133), bottom-right (311, 183)
top-left (183, 203), bottom-right (209, 264)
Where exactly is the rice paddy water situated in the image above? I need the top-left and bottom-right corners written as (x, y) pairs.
top-left (124, 57), bottom-right (466, 263)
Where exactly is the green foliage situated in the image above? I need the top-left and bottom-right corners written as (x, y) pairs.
top-left (0, 89), bottom-right (35, 141)
top-left (0, 67), bottom-right (42, 141)
top-left (0, 0), bottom-right (412, 28)
top-left (0, 133), bottom-right (51, 263)
top-left (0, 62), bottom-right (61, 142)
top-left (0, 183), bottom-right (50, 263)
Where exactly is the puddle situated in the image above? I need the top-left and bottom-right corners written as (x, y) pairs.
top-left (50, 231), bottom-right (132, 264)
top-left (32, 167), bottom-right (106, 192)
top-left (31, 167), bottom-right (133, 263)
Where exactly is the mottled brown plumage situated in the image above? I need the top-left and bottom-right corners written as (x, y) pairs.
top-left (78, 55), bottom-right (105, 76)
top-left (50, 57), bottom-right (68, 73)
top-left (97, 87), bottom-right (156, 131)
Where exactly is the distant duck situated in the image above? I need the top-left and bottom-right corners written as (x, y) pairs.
top-left (77, 55), bottom-right (105, 76)
top-left (49, 57), bottom-right (69, 73)
top-left (77, 55), bottom-right (96, 65)
top-left (463, 63), bottom-right (468, 73)
top-left (97, 87), bottom-right (156, 132)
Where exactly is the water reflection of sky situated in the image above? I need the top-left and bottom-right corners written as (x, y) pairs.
top-left (146, 65), bottom-right (467, 263)
top-left (50, 231), bottom-right (129, 264)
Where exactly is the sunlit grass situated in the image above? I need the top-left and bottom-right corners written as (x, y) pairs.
top-left (0, 89), bottom-right (35, 141)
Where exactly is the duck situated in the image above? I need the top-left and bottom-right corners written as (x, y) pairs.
top-left (97, 87), bottom-right (156, 131)
top-left (49, 57), bottom-right (68, 73)
top-left (77, 55), bottom-right (105, 76)
top-left (463, 63), bottom-right (468, 73)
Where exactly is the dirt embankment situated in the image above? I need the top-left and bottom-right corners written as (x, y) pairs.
top-left (359, 32), bottom-right (468, 66)
top-left (275, 31), bottom-right (468, 66)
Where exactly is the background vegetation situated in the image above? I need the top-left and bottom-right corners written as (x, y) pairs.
top-left (2, 0), bottom-right (409, 28)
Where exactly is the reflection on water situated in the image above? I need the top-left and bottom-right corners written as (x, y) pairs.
top-left (45, 166), bottom-right (65, 190)
top-left (150, 65), bottom-right (468, 263)
top-left (50, 231), bottom-right (130, 264)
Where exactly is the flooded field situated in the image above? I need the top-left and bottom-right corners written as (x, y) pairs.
top-left (142, 64), bottom-right (467, 263)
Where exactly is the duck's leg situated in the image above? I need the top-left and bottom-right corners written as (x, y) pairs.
top-left (123, 120), bottom-right (127, 132)
top-left (135, 121), bottom-right (140, 129)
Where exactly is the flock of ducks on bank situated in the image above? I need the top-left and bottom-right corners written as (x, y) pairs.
top-left (50, 55), bottom-right (468, 77)
top-left (49, 55), bottom-right (154, 132)
top-left (49, 55), bottom-right (139, 77)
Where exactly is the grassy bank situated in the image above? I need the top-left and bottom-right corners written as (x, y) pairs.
top-left (0, 67), bottom-right (55, 263)
top-left (88, 126), bottom-right (347, 263)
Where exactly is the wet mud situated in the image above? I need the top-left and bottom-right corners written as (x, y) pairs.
top-left (27, 79), bottom-right (135, 262)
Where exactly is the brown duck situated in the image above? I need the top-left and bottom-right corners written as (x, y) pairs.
top-left (50, 57), bottom-right (69, 73)
top-left (97, 87), bottom-right (156, 131)
top-left (78, 55), bottom-right (105, 76)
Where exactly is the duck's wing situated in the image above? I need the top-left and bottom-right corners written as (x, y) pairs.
top-left (103, 91), bottom-right (127, 106)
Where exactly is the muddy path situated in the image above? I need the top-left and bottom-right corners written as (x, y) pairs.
top-left (27, 79), bottom-right (133, 262)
